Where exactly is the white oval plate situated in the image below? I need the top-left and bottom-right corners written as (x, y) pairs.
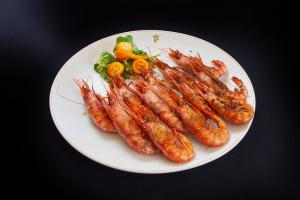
top-left (50, 30), bottom-right (255, 174)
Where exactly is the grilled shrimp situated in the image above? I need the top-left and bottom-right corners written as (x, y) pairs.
top-left (122, 78), bottom-right (185, 134)
top-left (169, 49), bottom-right (227, 78)
top-left (192, 66), bottom-right (248, 101)
top-left (154, 63), bottom-right (229, 146)
top-left (95, 89), bottom-right (157, 155)
top-left (175, 68), bottom-right (253, 124)
top-left (156, 59), bottom-right (254, 124)
top-left (74, 79), bottom-right (116, 133)
top-left (110, 76), bottom-right (143, 109)
top-left (142, 72), bottom-right (179, 111)
top-left (166, 83), bottom-right (228, 147)
top-left (195, 82), bottom-right (254, 124)
top-left (169, 50), bottom-right (248, 101)
top-left (118, 95), bottom-right (194, 163)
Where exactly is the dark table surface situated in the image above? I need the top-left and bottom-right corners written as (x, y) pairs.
top-left (2, 0), bottom-right (298, 199)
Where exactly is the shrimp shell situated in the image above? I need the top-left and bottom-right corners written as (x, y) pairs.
top-left (96, 89), bottom-right (157, 155)
top-left (155, 61), bottom-right (229, 146)
top-left (119, 97), bottom-right (194, 163)
top-left (74, 79), bottom-right (116, 133)
top-left (169, 49), bottom-right (248, 101)
top-left (124, 78), bottom-right (185, 134)
top-left (169, 49), bottom-right (227, 79)
top-left (195, 82), bottom-right (254, 124)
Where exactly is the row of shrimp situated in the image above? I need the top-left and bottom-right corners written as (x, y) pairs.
top-left (167, 49), bottom-right (254, 124)
top-left (74, 77), bottom-right (194, 162)
top-left (74, 49), bottom-right (254, 163)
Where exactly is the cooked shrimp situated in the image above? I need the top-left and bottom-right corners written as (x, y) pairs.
top-left (118, 95), bottom-right (194, 163)
top-left (192, 67), bottom-right (248, 101)
top-left (195, 82), bottom-right (254, 124)
top-left (155, 60), bottom-right (254, 124)
top-left (95, 89), bottom-right (157, 155)
top-left (153, 65), bottom-right (229, 146)
top-left (123, 78), bottom-right (185, 134)
top-left (164, 67), bottom-right (214, 113)
top-left (168, 73), bottom-right (229, 146)
top-left (155, 59), bottom-right (208, 110)
top-left (169, 50), bottom-right (248, 101)
top-left (110, 76), bottom-right (142, 106)
top-left (169, 49), bottom-right (227, 78)
top-left (142, 72), bottom-right (179, 111)
top-left (167, 50), bottom-right (196, 73)
top-left (74, 79), bottom-right (116, 133)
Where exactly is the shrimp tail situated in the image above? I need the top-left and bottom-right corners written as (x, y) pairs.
top-left (231, 76), bottom-right (248, 100)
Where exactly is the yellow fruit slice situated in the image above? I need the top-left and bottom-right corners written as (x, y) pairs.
top-left (132, 59), bottom-right (149, 74)
top-left (107, 62), bottom-right (125, 76)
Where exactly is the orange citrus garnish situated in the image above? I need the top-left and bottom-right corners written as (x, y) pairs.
top-left (107, 62), bottom-right (125, 76)
top-left (114, 42), bottom-right (132, 61)
top-left (132, 59), bottom-right (149, 74)
top-left (114, 42), bottom-right (149, 61)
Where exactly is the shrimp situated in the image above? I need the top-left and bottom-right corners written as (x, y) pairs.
top-left (163, 66), bottom-right (214, 113)
top-left (74, 79), bottom-right (116, 133)
top-left (95, 89), bottom-right (157, 155)
top-left (169, 49), bottom-right (227, 78)
top-left (195, 82), bottom-right (254, 124)
top-left (169, 50), bottom-right (248, 101)
top-left (156, 60), bottom-right (254, 124)
top-left (231, 76), bottom-right (248, 100)
top-left (110, 76), bottom-right (143, 109)
top-left (192, 66), bottom-right (248, 101)
top-left (118, 94), bottom-right (194, 163)
top-left (142, 71), bottom-right (179, 111)
top-left (154, 63), bottom-right (229, 146)
top-left (122, 78), bottom-right (185, 134)
top-left (178, 68), bottom-right (253, 124)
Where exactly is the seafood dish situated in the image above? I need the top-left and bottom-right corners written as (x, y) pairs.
top-left (74, 35), bottom-right (255, 163)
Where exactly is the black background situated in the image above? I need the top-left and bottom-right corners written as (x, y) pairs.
top-left (2, 0), bottom-right (299, 199)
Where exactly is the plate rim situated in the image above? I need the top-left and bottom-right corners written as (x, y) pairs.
top-left (49, 30), bottom-right (256, 174)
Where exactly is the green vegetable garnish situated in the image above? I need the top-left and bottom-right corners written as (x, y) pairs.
top-left (123, 60), bottom-right (134, 79)
top-left (147, 53), bottom-right (161, 63)
top-left (93, 36), bottom-right (160, 81)
top-left (132, 49), bottom-right (146, 55)
top-left (97, 51), bottom-right (116, 68)
top-left (94, 51), bottom-right (116, 81)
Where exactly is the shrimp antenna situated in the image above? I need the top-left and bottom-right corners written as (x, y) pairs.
top-left (116, 77), bottom-right (140, 97)
top-left (73, 78), bottom-right (81, 88)
top-left (147, 46), bottom-right (152, 57)
top-left (79, 78), bottom-right (91, 91)
top-left (153, 47), bottom-right (170, 56)
top-left (134, 79), bottom-right (148, 90)
top-left (197, 52), bottom-right (202, 59)
top-left (99, 78), bottom-right (109, 92)
top-left (115, 93), bottom-right (144, 126)
top-left (58, 82), bottom-right (84, 105)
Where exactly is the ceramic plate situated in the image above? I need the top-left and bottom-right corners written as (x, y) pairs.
top-left (49, 30), bottom-right (255, 174)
